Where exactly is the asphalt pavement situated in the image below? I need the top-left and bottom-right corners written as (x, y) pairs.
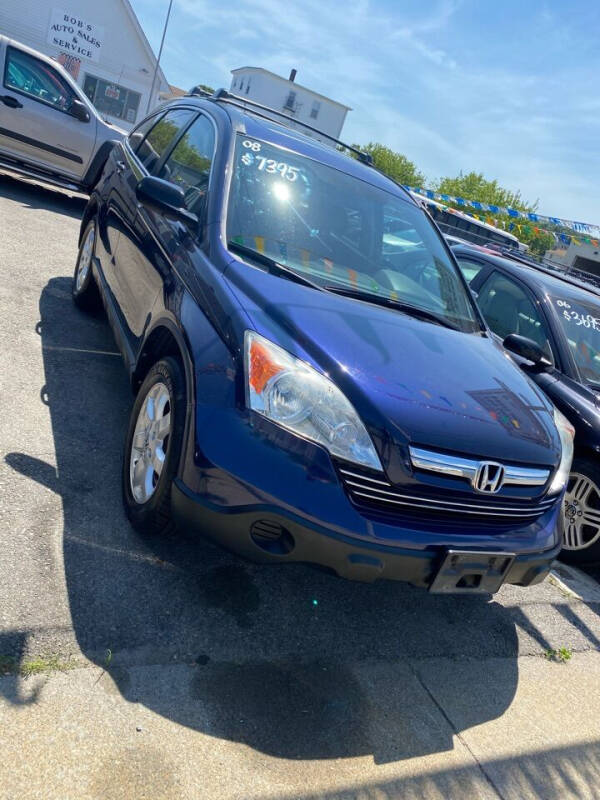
top-left (2, 171), bottom-right (600, 799)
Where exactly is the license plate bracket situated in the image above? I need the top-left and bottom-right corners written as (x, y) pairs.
top-left (429, 550), bottom-right (515, 595)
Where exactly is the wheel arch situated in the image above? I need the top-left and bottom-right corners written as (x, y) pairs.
top-left (81, 139), bottom-right (120, 192)
top-left (132, 319), bottom-right (196, 480)
top-left (573, 442), bottom-right (600, 464)
top-left (79, 195), bottom-right (100, 246)
top-left (132, 318), bottom-right (194, 402)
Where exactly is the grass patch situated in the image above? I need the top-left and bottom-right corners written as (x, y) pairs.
top-left (0, 654), bottom-right (78, 677)
top-left (545, 647), bottom-right (573, 663)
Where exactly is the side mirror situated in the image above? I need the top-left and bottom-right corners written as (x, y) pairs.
top-left (135, 176), bottom-right (198, 227)
top-left (503, 333), bottom-right (553, 371)
top-left (70, 98), bottom-right (90, 122)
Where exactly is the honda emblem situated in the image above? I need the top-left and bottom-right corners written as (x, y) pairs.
top-left (472, 462), bottom-right (505, 494)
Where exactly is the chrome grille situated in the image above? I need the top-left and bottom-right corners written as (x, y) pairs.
top-left (409, 446), bottom-right (550, 490)
top-left (339, 466), bottom-right (558, 522)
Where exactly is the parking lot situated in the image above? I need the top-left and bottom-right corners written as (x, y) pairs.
top-left (2, 171), bottom-right (600, 798)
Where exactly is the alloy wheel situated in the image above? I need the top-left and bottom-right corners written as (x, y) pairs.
top-left (129, 381), bottom-right (172, 504)
top-left (563, 472), bottom-right (600, 551)
top-left (75, 226), bottom-right (95, 292)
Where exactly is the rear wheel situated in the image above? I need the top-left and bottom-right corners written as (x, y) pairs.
top-left (72, 221), bottom-right (100, 311)
top-left (560, 456), bottom-right (600, 564)
top-left (122, 357), bottom-right (187, 536)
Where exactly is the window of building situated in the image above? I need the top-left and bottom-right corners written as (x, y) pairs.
top-left (239, 79), bottom-right (244, 92)
top-left (4, 46), bottom-right (77, 114)
top-left (284, 90), bottom-right (296, 110)
top-left (158, 113), bottom-right (215, 217)
top-left (573, 255), bottom-right (600, 276)
top-left (310, 100), bottom-right (321, 119)
top-left (232, 78), bottom-right (237, 88)
top-left (137, 108), bottom-right (196, 173)
top-left (245, 78), bottom-right (251, 94)
top-left (83, 74), bottom-right (141, 124)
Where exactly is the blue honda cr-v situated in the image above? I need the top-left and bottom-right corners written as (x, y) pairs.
top-left (72, 89), bottom-right (573, 594)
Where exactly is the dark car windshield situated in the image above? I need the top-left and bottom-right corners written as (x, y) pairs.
top-left (552, 290), bottom-right (600, 385)
top-left (226, 135), bottom-right (480, 333)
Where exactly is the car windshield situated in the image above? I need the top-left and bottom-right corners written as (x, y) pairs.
top-left (552, 290), bottom-right (600, 385)
top-left (226, 135), bottom-right (480, 333)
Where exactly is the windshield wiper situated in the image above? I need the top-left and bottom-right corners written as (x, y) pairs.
top-left (228, 241), bottom-right (324, 291)
top-left (322, 285), bottom-right (461, 330)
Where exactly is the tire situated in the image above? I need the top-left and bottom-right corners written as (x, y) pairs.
top-left (122, 357), bottom-right (186, 536)
top-left (559, 455), bottom-right (600, 564)
top-left (72, 220), bottom-right (101, 311)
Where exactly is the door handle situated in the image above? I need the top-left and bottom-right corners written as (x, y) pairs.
top-left (115, 160), bottom-right (127, 173)
top-left (0, 95), bottom-right (23, 109)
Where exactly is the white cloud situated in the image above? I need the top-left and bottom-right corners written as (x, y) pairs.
top-left (133, 0), bottom-right (600, 222)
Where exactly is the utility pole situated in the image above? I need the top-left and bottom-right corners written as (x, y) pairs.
top-left (146, 0), bottom-right (173, 115)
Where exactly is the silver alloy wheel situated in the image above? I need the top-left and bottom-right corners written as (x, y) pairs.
top-left (75, 225), bottom-right (95, 292)
top-left (129, 381), bottom-right (172, 504)
top-left (563, 472), bottom-right (600, 550)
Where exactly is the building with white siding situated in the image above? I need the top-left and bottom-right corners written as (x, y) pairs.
top-left (546, 240), bottom-right (600, 278)
top-left (0, 0), bottom-right (169, 129)
top-left (230, 67), bottom-right (351, 146)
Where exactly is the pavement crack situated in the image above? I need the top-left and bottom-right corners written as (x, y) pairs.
top-left (408, 659), bottom-right (505, 800)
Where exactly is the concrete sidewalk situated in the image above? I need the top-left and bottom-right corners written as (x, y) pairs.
top-left (2, 649), bottom-right (600, 799)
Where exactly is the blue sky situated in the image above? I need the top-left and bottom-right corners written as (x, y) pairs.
top-left (131, 0), bottom-right (600, 223)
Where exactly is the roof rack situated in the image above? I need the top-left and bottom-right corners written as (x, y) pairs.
top-left (522, 260), bottom-right (600, 296)
top-left (186, 86), bottom-right (374, 165)
top-left (464, 243), bottom-right (600, 297)
top-left (188, 85), bottom-right (213, 98)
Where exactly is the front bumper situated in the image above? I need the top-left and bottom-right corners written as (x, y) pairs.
top-left (172, 479), bottom-right (561, 590)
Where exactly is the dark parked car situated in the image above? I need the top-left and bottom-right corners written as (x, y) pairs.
top-left (453, 244), bottom-right (600, 563)
top-left (72, 90), bottom-right (573, 594)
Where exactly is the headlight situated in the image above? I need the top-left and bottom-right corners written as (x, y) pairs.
top-left (549, 407), bottom-right (575, 494)
top-left (245, 331), bottom-right (383, 471)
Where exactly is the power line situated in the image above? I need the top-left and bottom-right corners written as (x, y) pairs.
top-left (146, 0), bottom-right (173, 115)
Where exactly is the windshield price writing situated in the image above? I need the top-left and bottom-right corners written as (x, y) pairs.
top-left (556, 299), bottom-right (600, 330)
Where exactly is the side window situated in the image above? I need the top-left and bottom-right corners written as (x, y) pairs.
top-left (456, 258), bottom-right (485, 284)
top-left (477, 272), bottom-right (553, 357)
top-left (128, 112), bottom-right (164, 154)
top-left (157, 113), bottom-right (215, 216)
top-left (137, 109), bottom-right (196, 173)
top-left (4, 47), bottom-right (76, 113)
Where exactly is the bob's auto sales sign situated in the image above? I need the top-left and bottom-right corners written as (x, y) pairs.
top-left (47, 9), bottom-right (104, 63)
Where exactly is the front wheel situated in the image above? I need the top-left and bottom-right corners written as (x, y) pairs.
top-left (122, 357), bottom-right (186, 536)
top-left (560, 456), bottom-right (600, 564)
top-left (72, 220), bottom-right (100, 311)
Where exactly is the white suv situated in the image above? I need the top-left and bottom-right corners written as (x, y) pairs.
top-left (0, 36), bottom-right (124, 192)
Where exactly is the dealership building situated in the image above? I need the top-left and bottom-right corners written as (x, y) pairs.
top-left (0, 0), bottom-right (169, 129)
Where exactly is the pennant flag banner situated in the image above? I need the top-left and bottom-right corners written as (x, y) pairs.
top-left (404, 186), bottom-right (600, 240)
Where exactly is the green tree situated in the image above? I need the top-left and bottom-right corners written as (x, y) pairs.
top-left (433, 171), bottom-right (536, 212)
top-left (353, 142), bottom-right (426, 187)
top-left (429, 171), bottom-right (561, 257)
top-left (146, 121), bottom-right (179, 154)
top-left (513, 226), bottom-right (556, 258)
top-left (196, 83), bottom-right (215, 95)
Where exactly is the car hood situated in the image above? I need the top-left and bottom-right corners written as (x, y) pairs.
top-left (224, 262), bottom-right (561, 470)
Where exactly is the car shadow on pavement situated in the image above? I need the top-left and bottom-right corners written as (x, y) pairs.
top-left (2, 275), bottom-right (527, 764)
